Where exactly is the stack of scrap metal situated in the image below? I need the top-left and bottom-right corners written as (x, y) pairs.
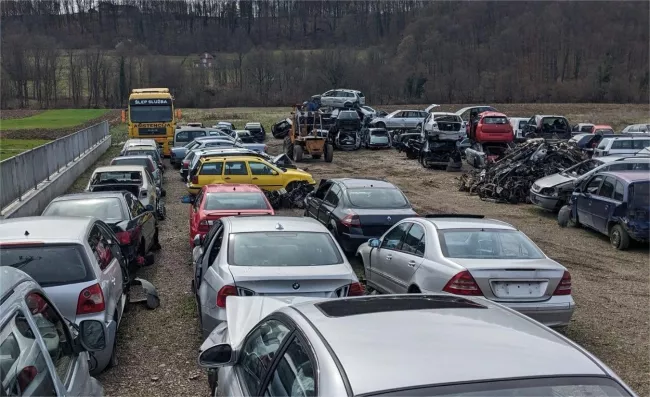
top-left (458, 139), bottom-right (586, 203)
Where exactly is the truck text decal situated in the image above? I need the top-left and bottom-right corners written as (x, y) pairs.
top-left (130, 98), bottom-right (171, 106)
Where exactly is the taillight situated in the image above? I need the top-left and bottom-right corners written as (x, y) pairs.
top-left (182, 160), bottom-right (190, 167)
top-left (442, 270), bottom-right (482, 296)
top-left (115, 231), bottom-right (131, 244)
top-left (340, 211), bottom-right (360, 227)
top-left (347, 282), bottom-right (365, 296)
top-left (553, 271), bottom-right (572, 295)
top-left (591, 142), bottom-right (598, 148)
top-left (216, 285), bottom-right (238, 308)
top-left (191, 175), bottom-right (199, 184)
top-left (17, 366), bottom-right (37, 392)
top-left (198, 219), bottom-right (212, 233)
top-left (76, 283), bottom-right (106, 315)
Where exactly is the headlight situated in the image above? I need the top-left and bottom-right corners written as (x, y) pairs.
top-left (540, 187), bottom-right (557, 197)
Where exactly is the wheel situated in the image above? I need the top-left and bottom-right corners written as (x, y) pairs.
top-left (151, 228), bottom-right (162, 251)
top-left (324, 144), bottom-right (334, 162)
top-left (156, 200), bottom-right (166, 221)
top-left (609, 224), bottom-right (630, 250)
top-left (376, 122), bottom-right (386, 129)
top-left (343, 102), bottom-right (352, 108)
top-left (283, 136), bottom-right (294, 160)
top-left (293, 145), bottom-right (304, 162)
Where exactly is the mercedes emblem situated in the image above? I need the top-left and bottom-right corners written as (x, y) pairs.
top-left (292, 282), bottom-right (300, 290)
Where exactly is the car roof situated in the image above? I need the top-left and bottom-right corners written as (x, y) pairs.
top-left (93, 165), bottom-right (148, 173)
top-left (0, 216), bottom-right (94, 243)
top-left (430, 112), bottom-right (458, 117)
top-left (50, 192), bottom-right (127, 202)
top-left (598, 171), bottom-right (650, 183)
top-left (224, 216), bottom-right (326, 234)
top-left (593, 125), bottom-right (613, 129)
top-left (597, 156), bottom-right (650, 163)
top-left (124, 145), bottom-right (157, 151)
top-left (331, 178), bottom-right (397, 189)
top-left (455, 105), bottom-right (495, 114)
top-left (538, 115), bottom-right (568, 118)
top-left (113, 155), bottom-right (153, 161)
top-left (480, 111), bottom-right (507, 117)
top-left (290, 295), bottom-right (605, 395)
top-left (203, 183), bottom-right (263, 193)
top-left (423, 216), bottom-right (516, 230)
top-left (200, 156), bottom-right (260, 163)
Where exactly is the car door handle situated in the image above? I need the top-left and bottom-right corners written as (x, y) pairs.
top-left (224, 177), bottom-right (231, 180)
top-left (385, 254), bottom-right (393, 260)
top-left (407, 260), bottom-right (417, 267)
top-left (252, 177), bottom-right (258, 180)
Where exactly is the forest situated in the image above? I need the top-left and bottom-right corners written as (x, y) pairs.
top-left (1, 0), bottom-right (648, 109)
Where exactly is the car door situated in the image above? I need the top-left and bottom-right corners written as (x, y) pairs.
top-left (306, 181), bottom-right (332, 220)
top-left (131, 196), bottom-right (155, 249)
top-left (88, 224), bottom-right (123, 321)
top-left (260, 330), bottom-right (317, 397)
top-left (248, 160), bottom-right (284, 191)
top-left (591, 176), bottom-right (618, 234)
top-left (390, 111), bottom-right (405, 128)
top-left (190, 189), bottom-right (205, 238)
top-left (368, 222), bottom-right (410, 293)
top-left (195, 221), bottom-right (223, 294)
top-left (320, 90), bottom-right (334, 107)
top-left (388, 222), bottom-right (426, 293)
top-left (318, 183), bottom-right (341, 227)
top-left (223, 161), bottom-right (252, 184)
top-left (577, 175), bottom-right (605, 228)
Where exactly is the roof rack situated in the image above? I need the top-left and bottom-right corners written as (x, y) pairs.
top-left (425, 214), bottom-right (485, 219)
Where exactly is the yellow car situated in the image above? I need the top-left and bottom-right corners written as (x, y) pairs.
top-left (186, 156), bottom-right (316, 195)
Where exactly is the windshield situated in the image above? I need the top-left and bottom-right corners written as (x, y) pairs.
top-left (371, 130), bottom-right (389, 137)
top-left (347, 188), bottom-right (409, 209)
top-left (561, 159), bottom-right (602, 177)
top-left (229, 232), bottom-right (343, 266)
top-left (438, 229), bottom-right (545, 259)
top-left (339, 112), bottom-right (359, 120)
top-left (92, 171), bottom-right (142, 185)
top-left (43, 198), bottom-right (125, 221)
top-left (483, 116), bottom-right (508, 124)
top-left (204, 192), bottom-right (269, 210)
top-left (130, 105), bottom-right (172, 123)
top-left (0, 245), bottom-right (90, 287)
top-left (597, 139), bottom-right (611, 149)
top-left (112, 158), bottom-right (154, 172)
top-left (630, 182), bottom-right (649, 208)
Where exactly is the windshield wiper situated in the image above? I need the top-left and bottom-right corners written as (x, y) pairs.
top-left (9, 256), bottom-right (39, 270)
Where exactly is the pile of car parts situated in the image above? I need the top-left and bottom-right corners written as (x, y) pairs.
top-left (264, 181), bottom-right (315, 209)
top-left (458, 139), bottom-right (586, 203)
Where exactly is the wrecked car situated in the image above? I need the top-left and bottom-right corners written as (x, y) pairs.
top-left (330, 110), bottom-right (362, 150)
top-left (523, 115), bottom-right (571, 140)
top-left (271, 117), bottom-right (292, 139)
top-left (364, 128), bottom-right (391, 149)
top-left (530, 156), bottom-right (650, 211)
top-left (243, 122), bottom-right (266, 142)
top-left (558, 171), bottom-right (650, 250)
top-left (465, 111), bottom-right (515, 168)
top-left (370, 109), bottom-right (428, 130)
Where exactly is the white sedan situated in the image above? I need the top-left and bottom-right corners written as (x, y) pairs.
top-left (370, 109), bottom-right (428, 129)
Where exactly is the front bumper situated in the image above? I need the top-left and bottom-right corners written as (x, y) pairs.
top-left (186, 183), bottom-right (200, 196)
top-left (501, 298), bottom-right (575, 328)
top-left (529, 191), bottom-right (563, 211)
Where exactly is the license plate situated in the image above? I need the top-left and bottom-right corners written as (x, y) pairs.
top-left (492, 282), bottom-right (543, 298)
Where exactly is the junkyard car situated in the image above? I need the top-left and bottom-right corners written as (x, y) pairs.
top-left (561, 171), bottom-right (650, 250)
top-left (523, 115), bottom-right (572, 140)
top-left (530, 156), bottom-right (650, 211)
top-left (171, 136), bottom-right (239, 166)
top-left (621, 123), bottom-right (650, 134)
top-left (0, 216), bottom-right (128, 374)
top-left (243, 122), bottom-right (266, 142)
top-left (271, 118), bottom-right (292, 139)
top-left (214, 121), bottom-right (236, 130)
top-left (509, 116), bottom-right (530, 141)
top-left (422, 112), bottom-right (463, 138)
top-left (42, 192), bottom-right (161, 267)
top-left (184, 148), bottom-right (296, 182)
top-left (173, 127), bottom-right (207, 148)
top-left (314, 89), bottom-right (365, 108)
top-left (1, 267), bottom-right (107, 396)
top-left (330, 110), bottom-right (362, 150)
top-left (191, 216), bottom-right (362, 339)
top-left (591, 124), bottom-right (615, 134)
top-left (198, 294), bottom-right (636, 397)
top-left (120, 139), bottom-right (159, 155)
top-left (187, 184), bottom-right (274, 247)
top-left (594, 136), bottom-right (650, 157)
top-left (357, 214), bottom-right (575, 329)
top-left (187, 156), bottom-right (315, 196)
top-left (121, 143), bottom-right (165, 171)
top-left (364, 128), bottom-right (391, 148)
top-left (370, 109), bottom-right (428, 130)
top-left (110, 155), bottom-right (163, 190)
top-left (304, 178), bottom-right (417, 253)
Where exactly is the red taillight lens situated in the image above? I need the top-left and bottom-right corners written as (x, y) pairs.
top-left (115, 231), bottom-right (131, 244)
top-left (442, 270), bottom-right (483, 296)
top-left (340, 212), bottom-right (360, 227)
top-left (553, 271), bottom-right (572, 295)
top-left (76, 283), bottom-right (106, 315)
top-left (191, 175), bottom-right (199, 184)
top-left (347, 282), bottom-right (365, 296)
top-left (17, 366), bottom-right (37, 392)
top-left (182, 160), bottom-right (190, 166)
top-left (198, 220), bottom-right (211, 233)
top-left (216, 285), bottom-right (238, 308)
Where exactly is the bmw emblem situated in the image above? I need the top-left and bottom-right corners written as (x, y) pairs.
top-left (292, 282), bottom-right (300, 290)
top-left (387, 216), bottom-right (392, 221)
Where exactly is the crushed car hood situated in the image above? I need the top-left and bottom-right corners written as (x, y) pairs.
top-left (533, 173), bottom-right (575, 189)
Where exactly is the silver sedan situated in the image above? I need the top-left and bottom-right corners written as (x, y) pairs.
top-left (356, 215), bottom-right (575, 329)
top-left (369, 109), bottom-right (428, 129)
top-left (198, 294), bottom-right (636, 397)
top-left (191, 216), bottom-right (363, 340)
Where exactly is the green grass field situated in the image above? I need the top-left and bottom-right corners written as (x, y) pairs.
top-left (0, 139), bottom-right (51, 161)
top-left (0, 109), bottom-right (109, 131)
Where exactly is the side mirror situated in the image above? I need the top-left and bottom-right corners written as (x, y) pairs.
top-left (193, 234), bottom-right (203, 247)
top-left (181, 195), bottom-right (195, 204)
top-left (368, 238), bottom-right (381, 248)
top-left (79, 320), bottom-right (106, 351)
top-left (145, 204), bottom-right (154, 212)
top-left (198, 343), bottom-right (235, 368)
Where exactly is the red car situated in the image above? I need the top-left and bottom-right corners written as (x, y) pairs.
top-left (188, 184), bottom-right (275, 247)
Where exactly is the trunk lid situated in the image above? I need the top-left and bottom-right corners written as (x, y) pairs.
top-left (228, 264), bottom-right (355, 297)
top-left (451, 258), bottom-right (565, 302)
top-left (354, 208), bottom-right (417, 238)
top-left (42, 281), bottom-right (98, 323)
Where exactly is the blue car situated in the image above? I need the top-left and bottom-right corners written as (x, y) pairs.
top-left (559, 171), bottom-right (649, 250)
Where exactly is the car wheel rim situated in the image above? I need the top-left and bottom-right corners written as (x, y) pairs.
top-left (611, 230), bottom-right (620, 246)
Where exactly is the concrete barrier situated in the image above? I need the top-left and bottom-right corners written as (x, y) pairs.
top-left (1, 124), bottom-right (111, 219)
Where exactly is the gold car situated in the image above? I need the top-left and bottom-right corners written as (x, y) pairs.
top-left (186, 156), bottom-right (316, 195)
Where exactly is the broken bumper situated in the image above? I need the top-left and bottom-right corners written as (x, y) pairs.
top-left (529, 191), bottom-right (562, 211)
top-left (501, 297), bottom-right (575, 328)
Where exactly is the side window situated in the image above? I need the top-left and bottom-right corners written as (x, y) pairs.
top-left (207, 227), bottom-right (224, 265)
top-left (250, 162), bottom-right (276, 176)
top-left (633, 162), bottom-right (650, 171)
top-left (1, 312), bottom-right (58, 396)
top-left (607, 163), bottom-right (632, 171)
top-left (88, 225), bottom-right (113, 270)
top-left (225, 161), bottom-right (248, 175)
top-left (313, 182), bottom-right (332, 200)
top-left (201, 220), bottom-right (222, 251)
top-left (323, 185), bottom-right (340, 206)
top-left (25, 292), bottom-right (76, 382)
top-left (612, 140), bottom-right (632, 149)
top-left (598, 177), bottom-right (616, 198)
top-left (199, 162), bottom-right (224, 175)
top-left (192, 130), bottom-right (207, 139)
top-left (193, 190), bottom-right (204, 211)
top-left (176, 131), bottom-right (189, 142)
top-left (264, 336), bottom-right (315, 397)
top-left (239, 319), bottom-right (291, 395)
top-left (585, 176), bottom-right (604, 195)
top-left (614, 180), bottom-right (625, 201)
top-left (401, 223), bottom-right (426, 256)
top-left (132, 197), bottom-right (147, 215)
top-left (126, 194), bottom-right (144, 216)
top-left (633, 139), bottom-right (650, 149)
top-left (381, 223), bottom-right (411, 250)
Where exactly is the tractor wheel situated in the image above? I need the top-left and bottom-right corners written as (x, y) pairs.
top-left (283, 136), bottom-right (294, 160)
top-left (324, 144), bottom-right (334, 162)
top-left (294, 145), bottom-right (304, 162)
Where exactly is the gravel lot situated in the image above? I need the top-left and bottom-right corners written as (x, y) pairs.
top-left (73, 123), bottom-right (647, 396)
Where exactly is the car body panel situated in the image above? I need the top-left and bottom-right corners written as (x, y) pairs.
top-left (86, 165), bottom-right (159, 209)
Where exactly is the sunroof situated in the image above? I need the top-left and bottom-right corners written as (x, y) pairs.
top-left (316, 295), bottom-right (486, 318)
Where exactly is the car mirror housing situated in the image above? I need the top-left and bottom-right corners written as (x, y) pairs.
top-left (198, 343), bottom-right (235, 368)
top-left (79, 320), bottom-right (106, 352)
top-left (368, 238), bottom-right (381, 248)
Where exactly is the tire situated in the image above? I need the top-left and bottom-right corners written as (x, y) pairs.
top-left (609, 224), bottom-right (630, 250)
top-left (324, 144), bottom-right (334, 162)
top-left (283, 136), bottom-right (294, 160)
top-left (293, 145), bottom-right (304, 162)
top-left (151, 228), bottom-right (162, 251)
top-left (406, 150), bottom-right (417, 159)
top-left (557, 205), bottom-right (571, 228)
top-left (376, 122), bottom-right (386, 129)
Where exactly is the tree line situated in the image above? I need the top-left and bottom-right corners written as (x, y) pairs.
top-left (1, 0), bottom-right (648, 109)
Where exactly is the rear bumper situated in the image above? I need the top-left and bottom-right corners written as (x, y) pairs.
top-left (529, 191), bottom-right (563, 211)
top-left (187, 183), bottom-right (200, 196)
top-left (501, 298), bottom-right (575, 328)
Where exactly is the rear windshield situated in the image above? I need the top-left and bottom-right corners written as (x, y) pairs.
top-left (597, 139), bottom-right (611, 149)
top-left (482, 116), bottom-right (508, 124)
top-left (518, 120), bottom-right (528, 129)
top-left (204, 192), bottom-right (269, 210)
top-left (239, 135), bottom-right (257, 144)
top-left (339, 112), bottom-right (359, 120)
top-left (434, 115), bottom-right (461, 123)
top-left (438, 229), bottom-right (545, 259)
top-left (229, 232), bottom-right (343, 266)
top-left (125, 150), bottom-right (157, 159)
top-left (595, 129), bottom-right (614, 134)
top-left (581, 125), bottom-right (594, 132)
top-left (43, 198), bottom-right (125, 221)
top-left (371, 130), bottom-right (389, 137)
top-left (112, 158), bottom-right (154, 172)
top-left (0, 245), bottom-right (91, 287)
top-left (347, 188), bottom-right (409, 209)
top-left (92, 171), bottom-right (142, 185)
top-left (630, 182), bottom-right (649, 208)
top-left (541, 117), bottom-right (569, 129)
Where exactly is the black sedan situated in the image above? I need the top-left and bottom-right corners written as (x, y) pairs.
top-left (304, 178), bottom-right (418, 254)
top-left (41, 191), bottom-right (160, 268)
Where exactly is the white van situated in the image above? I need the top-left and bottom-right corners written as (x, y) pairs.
top-left (509, 117), bottom-right (529, 141)
top-left (594, 136), bottom-right (650, 157)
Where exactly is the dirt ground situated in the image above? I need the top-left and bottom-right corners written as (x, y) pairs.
top-left (68, 107), bottom-right (648, 396)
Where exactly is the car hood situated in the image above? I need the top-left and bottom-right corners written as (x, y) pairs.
top-left (533, 173), bottom-right (575, 189)
top-left (282, 169), bottom-right (315, 183)
top-left (449, 257), bottom-right (563, 271)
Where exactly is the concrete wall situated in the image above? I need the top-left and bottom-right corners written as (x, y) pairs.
top-left (1, 135), bottom-right (112, 219)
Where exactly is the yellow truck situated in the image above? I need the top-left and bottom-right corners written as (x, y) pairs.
top-left (123, 88), bottom-right (181, 157)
